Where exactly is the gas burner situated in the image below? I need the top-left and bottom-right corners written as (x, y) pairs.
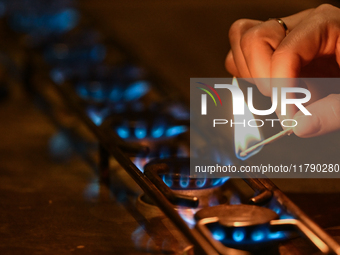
top-left (103, 109), bottom-right (188, 141)
top-left (7, 0), bottom-right (79, 42)
top-left (75, 78), bottom-right (150, 105)
top-left (47, 45), bottom-right (150, 126)
top-left (144, 158), bottom-right (229, 206)
top-left (99, 107), bottom-right (189, 158)
top-left (39, 29), bottom-right (109, 69)
top-left (98, 107), bottom-right (190, 174)
top-left (143, 157), bottom-right (229, 227)
top-left (195, 204), bottom-right (328, 254)
top-left (146, 158), bottom-right (229, 190)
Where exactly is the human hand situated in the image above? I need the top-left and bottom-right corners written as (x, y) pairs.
top-left (226, 4), bottom-right (340, 137)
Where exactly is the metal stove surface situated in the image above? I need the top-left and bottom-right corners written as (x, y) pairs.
top-left (1, 91), bottom-right (340, 255)
top-left (1, 0), bottom-right (340, 255)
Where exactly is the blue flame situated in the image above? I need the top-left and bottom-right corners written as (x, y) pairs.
top-left (268, 231), bottom-right (286, 240)
top-left (168, 104), bottom-right (190, 120)
top-left (177, 209), bottom-right (197, 228)
top-left (220, 177), bottom-right (230, 184)
top-left (124, 81), bottom-right (150, 101)
top-left (229, 194), bottom-right (241, 205)
top-left (10, 8), bottom-right (79, 34)
top-left (212, 229), bottom-right (225, 241)
top-left (162, 175), bottom-right (173, 188)
top-left (75, 83), bottom-right (89, 99)
top-left (89, 114), bottom-right (103, 126)
top-left (116, 126), bottom-right (130, 139)
top-left (88, 82), bottom-right (106, 102)
top-left (165, 125), bottom-right (187, 137)
top-left (251, 229), bottom-right (265, 242)
top-left (233, 229), bottom-right (246, 242)
top-left (211, 227), bottom-right (287, 244)
top-left (209, 197), bottom-right (220, 207)
top-left (179, 176), bottom-right (189, 188)
top-left (133, 157), bottom-right (144, 172)
top-left (195, 178), bottom-right (206, 188)
top-left (132, 225), bottom-right (144, 240)
top-left (135, 122), bottom-right (147, 139)
top-left (87, 108), bottom-right (107, 126)
top-left (272, 206), bottom-right (281, 215)
top-left (50, 9), bottom-right (79, 33)
top-left (108, 86), bottom-right (122, 102)
top-left (210, 224), bottom-right (288, 245)
top-left (280, 214), bottom-right (294, 220)
top-left (151, 124), bottom-right (165, 138)
top-left (211, 178), bottom-right (221, 186)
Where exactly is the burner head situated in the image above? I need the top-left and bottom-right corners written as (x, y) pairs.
top-left (144, 157), bottom-right (229, 211)
top-left (8, 2), bottom-right (79, 38)
top-left (146, 158), bottom-right (229, 190)
top-left (195, 204), bottom-right (288, 251)
top-left (112, 112), bottom-right (187, 141)
top-left (99, 108), bottom-right (188, 158)
top-left (195, 204), bottom-right (278, 227)
top-left (75, 79), bottom-right (150, 105)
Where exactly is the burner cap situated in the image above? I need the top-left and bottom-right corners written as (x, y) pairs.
top-left (195, 204), bottom-right (278, 227)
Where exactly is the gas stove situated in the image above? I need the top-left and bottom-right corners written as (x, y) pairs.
top-left (1, 0), bottom-right (340, 254)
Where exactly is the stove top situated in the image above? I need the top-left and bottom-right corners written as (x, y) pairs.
top-left (1, 0), bottom-right (340, 254)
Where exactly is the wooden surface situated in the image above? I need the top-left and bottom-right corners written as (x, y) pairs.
top-left (0, 91), bottom-right (149, 254)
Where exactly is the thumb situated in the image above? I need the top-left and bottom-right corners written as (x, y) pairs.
top-left (293, 94), bottom-right (340, 137)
